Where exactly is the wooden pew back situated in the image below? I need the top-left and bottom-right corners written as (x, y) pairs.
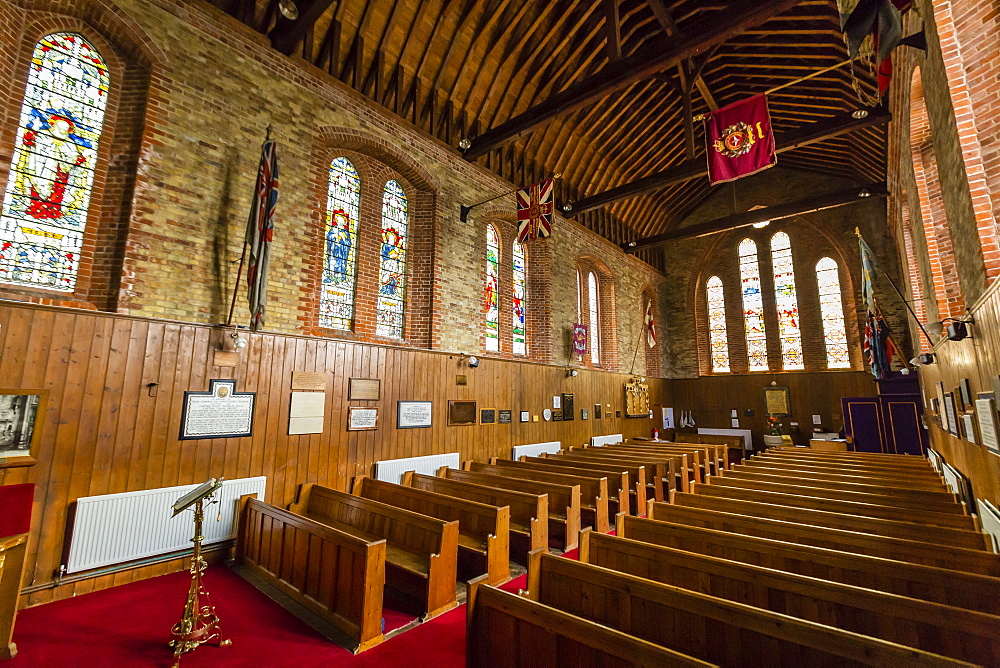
top-left (736, 461), bottom-right (948, 490)
top-left (521, 455), bottom-right (648, 510)
top-left (767, 447), bottom-right (934, 465)
top-left (237, 498), bottom-right (386, 653)
top-left (723, 468), bottom-right (958, 503)
top-left (493, 457), bottom-right (629, 517)
top-left (750, 454), bottom-right (942, 479)
top-left (588, 446), bottom-right (689, 492)
top-left (526, 554), bottom-right (968, 667)
top-left (628, 440), bottom-right (723, 475)
top-left (544, 451), bottom-right (664, 501)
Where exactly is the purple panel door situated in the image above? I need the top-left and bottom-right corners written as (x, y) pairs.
top-left (879, 394), bottom-right (928, 455)
top-left (841, 397), bottom-right (884, 453)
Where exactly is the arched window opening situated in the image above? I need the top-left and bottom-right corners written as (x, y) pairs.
top-left (484, 224), bottom-right (500, 351)
top-left (0, 33), bottom-right (110, 291)
top-left (739, 238), bottom-right (768, 371)
top-left (319, 157), bottom-right (360, 330)
top-left (770, 232), bottom-right (803, 370)
top-left (816, 257), bottom-right (851, 369)
top-left (512, 241), bottom-right (527, 355)
top-left (377, 180), bottom-right (408, 338)
top-left (588, 271), bottom-right (600, 364)
top-left (706, 276), bottom-right (730, 373)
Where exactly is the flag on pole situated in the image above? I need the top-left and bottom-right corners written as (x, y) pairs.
top-left (863, 308), bottom-right (895, 379)
top-left (858, 229), bottom-right (879, 312)
top-left (645, 302), bottom-right (657, 348)
top-left (246, 139), bottom-right (278, 332)
top-left (517, 179), bottom-right (554, 242)
top-left (572, 323), bottom-right (588, 356)
top-left (703, 94), bottom-right (776, 185)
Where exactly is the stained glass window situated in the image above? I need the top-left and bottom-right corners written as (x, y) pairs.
top-left (739, 238), bottom-right (768, 370)
top-left (588, 271), bottom-right (600, 364)
top-left (512, 241), bottom-right (527, 355)
top-left (319, 157), bottom-right (360, 330)
top-left (816, 257), bottom-right (851, 368)
top-left (706, 276), bottom-right (730, 372)
top-left (770, 232), bottom-right (803, 370)
top-left (0, 33), bottom-right (110, 291)
top-left (485, 224), bottom-right (500, 351)
top-left (376, 180), bottom-right (407, 338)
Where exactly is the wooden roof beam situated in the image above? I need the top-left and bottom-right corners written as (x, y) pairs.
top-left (461, 0), bottom-right (800, 160)
top-left (565, 109), bottom-right (890, 215)
top-left (270, 0), bottom-right (338, 55)
top-left (621, 182), bottom-right (889, 253)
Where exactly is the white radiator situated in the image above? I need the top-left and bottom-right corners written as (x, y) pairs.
top-left (976, 498), bottom-right (1000, 554)
top-left (590, 434), bottom-right (623, 447)
top-left (512, 441), bottom-right (562, 459)
top-left (942, 462), bottom-right (963, 497)
top-left (65, 476), bottom-right (266, 574)
top-left (927, 447), bottom-right (942, 472)
top-left (375, 452), bottom-right (460, 484)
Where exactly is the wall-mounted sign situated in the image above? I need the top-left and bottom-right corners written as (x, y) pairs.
top-left (943, 393), bottom-right (959, 436)
top-left (562, 393), bottom-right (574, 421)
top-left (552, 410), bottom-right (563, 422)
top-left (291, 371), bottom-right (326, 391)
top-left (180, 379), bottom-right (255, 440)
top-left (498, 410), bottom-right (512, 424)
top-left (347, 407), bottom-right (379, 431)
top-left (519, 411), bottom-right (530, 423)
top-left (581, 408), bottom-right (589, 420)
top-left (289, 391), bottom-right (325, 435)
top-left (397, 401), bottom-right (432, 429)
top-left (448, 400), bottom-right (477, 426)
top-left (481, 408), bottom-right (497, 424)
top-left (348, 378), bottom-right (381, 401)
top-left (543, 409), bottom-right (552, 421)
top-left (976, 393), bottom-right (1000, 454)
top-left (594, 404), bottom-right (602, 419)
top-left (764, 386), bottom-right (790, 416)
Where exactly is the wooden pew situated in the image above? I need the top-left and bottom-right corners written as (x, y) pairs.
top-left (490, 457), bottom-right (629, 518)
top-left (767, 447), bottom-right (935, 466)
top-left (673, 432), bottom-right (743, 467)
top-left (672, 491), bottom-right (986, 548)
top-left (236, 498), bottom-right (386, 653)
top-left (630, 439), bottom-right (725, 476)
top-left (521, 454), bottom-right (648, 512)
top-left (439, 468), bottom-right (580, 551)
top-left (749, 454), bottom-right (943, 479)
top-left (592, 445), bottom-right (691, 492)
top-left (739, 460), bottom-right (950, 491)
top-left (691, 483), bottom-right (977, 530)
top-left (578, 530), bottom-right (1000, 664)
top-left (614, 514), bottom-right (1000, 614)
top-left (721, 468), bottom-right (959, 505)
top-left (352, 476), bottom-right (509, 585)
top-left (402, 471), bottom-right (547, 562)
top-left (544, 450), bottom-right (666, 502)
top-left (523, 553), bottom-right (968, 667)
top-left (646, 501), bottom-right (1000, 575)
top-left (465, 582), bottom-right (711, 668)
top-left (289, 483), bottom-right (459, 619)
top-left (706, 475), bottom-right (967, 515)
top-left (467, 460), bottom-right (610, 533)
top-left (622, 441), bottom-right (714, 482)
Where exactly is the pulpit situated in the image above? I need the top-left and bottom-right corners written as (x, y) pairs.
top-left (0, 483), bottom-right (33, 660)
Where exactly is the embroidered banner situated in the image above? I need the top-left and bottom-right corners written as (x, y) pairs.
top-left (703, 94), bottom-right (776, 185)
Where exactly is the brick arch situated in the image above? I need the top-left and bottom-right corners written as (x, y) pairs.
top-left (640, 285), bottom-right (662, 377)
top-left (305, 129), bottom-right (436, 347)
top-left (576, 255), bottom-right (619, 371)
top-left (0, 2), bottom-right (161, 312)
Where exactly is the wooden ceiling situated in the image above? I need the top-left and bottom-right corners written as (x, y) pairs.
top-left (211, 0), bottom-right (887, 270)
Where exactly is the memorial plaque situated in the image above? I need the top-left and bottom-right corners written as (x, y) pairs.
top-left (213, 351), bottom-right (239, 368)
top-left (594, 404), bottom-right (602, 419)
top-left (291, 371), bottom-right (326, 391)
top-left (944, 393), bottom-right (959, 436)
top-left (519, 411), bottom-right (530, 423)
top-left (562, 393), bottom-right (574, 421)
top-left (347, 407), bottom-right (379, 431)
top-left (449, 400), bottom-right (477, 425)
top-left (481, 408), bottom-right (496, 424)
top-left (581, 408), bottom-right (589, 420)
top-left (349, 378), bottom-right (381, 401)
top-left (498, 410), bottom-right (512, 424)
top-left (552, 410), bottom-right (563, 422)
top-left (976, 393), bottom-right (999, 454)
top-left (961, 413), bottom-right (978, 445)
top-left (959, 379), bottom-right (973, 411)
top-left (398, 401), bottom-right (432, 429)
top-left (180, 379), bottom-right (255, 440)
top-left (289, 391), bottom-right (325, 435)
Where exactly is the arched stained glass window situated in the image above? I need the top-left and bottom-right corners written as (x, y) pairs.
top-left (319, 157), bottom-right (360, 330)
top-left (485, 224), bottom-right (500, 351)
top-left (0, 33), bottom-right (110, 291)
top-left (739, 238), bottom-right (768, 371)
top-left (816, 257), bottom-right (851, 368)
top-left (770, 232), bottom-right (803, 370)
top-left (377, 180), bottom-right (407, 338)
top-left (512, 241), bottom-right (527, 355)
top-left (706, 276), bottom-right (730, 372)
top-left (588, 272), bottom-right (601, 364)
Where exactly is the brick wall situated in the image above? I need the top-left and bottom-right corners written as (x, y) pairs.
top-left (0, 0), bottom-right (668, 374)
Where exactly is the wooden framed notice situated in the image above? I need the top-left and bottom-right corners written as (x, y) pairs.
top-left (291, 371), bottom-right (326, 391)
top-left (552, 410), bottom-right (563, 422)
top-left (936, 381), bottom-right (946, 417)
top-left (764, 386), bottom-right (790, 417)
top-left (581, 408), bottom-right (589, 420)
top-left (562, 393), bottom-right (574, 421)
top-left (519, 411), bottom-right (530, 423)
top-left (347, 407), bottom-right (379, 431)
top-left (498, 410), bottom-right (512, 424)
top-left (481, 408), bottom-right (496, 424)
top-left (348, 378), bottom-right (381, 401)
top-left (961, 412), bottom-right (978, 445)
top-left (976, 393), bottom-right (1000, 455)
top-left (180, 379), bottom-right (254, 440)
top-left (959, 379), bottom-right (973, 411)
top-left (0, 389), bottom-right (47, 468)
top-left (944, 393), bottom-right (959, 436)
top-left (448, 401), bottom-right (477, 426)
top-left (953, 386), bottom-right (967, 412)
top-left (397, 401), bottom-right (432, 429)
top-left (594, 404), bottom-right (602, 419)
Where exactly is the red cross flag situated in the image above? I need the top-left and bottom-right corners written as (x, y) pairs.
top-left (703, 94), bottom-right (776, 185)
top-left (517, 179), bottom-right (554, 242)
top-left (645, 301), bottom-right (657, 348)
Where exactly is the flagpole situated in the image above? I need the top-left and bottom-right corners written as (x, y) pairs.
top-left (460, 174), bottom-right (561, 222)
top-left (225, 242), bottom-right (249, 327)
top-left (855, 228), bottom-right (936, 349)
top-left (629, 318), bottom-right (645, 376)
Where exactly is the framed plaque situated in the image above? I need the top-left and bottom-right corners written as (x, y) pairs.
top-left (943, 393), bottom-right (959, 436)
top-left (594, 404), bottom-right (602, 419)
top-left (498, 410), bottom-right (512, 424)
top-left (0, 389), bottom-right (47, 468)
top-left (180, 379), bottom-right (254, 440)
top-left (348, 378), bottom-right (381, 401)
top-left (976, 393), bottom-right (1000, 455)
top-left (519, 411), bottom-right (530, 423)
top-left (961, 412), bottom-right (978, 445)
top-left (348, 407), bottom-right (379, 431)
top-left (397, 401), bottom-right (432, 429)
top-left (581, 408), bottom-right (589, 420)
top-left (291, 371), bottom-right (326, 391)
top-left (448, 400), bottom-right (477, 426)
top-left (958, 379), bottom-right (973, 411)
top-left (481, 408), bottom-right (496, 424)
top-left (561, 393), bottom-right (574, 421)
top-left (552, 410), bottom-right (563, 422)
top-left (764, 386), bottom-right (790, 416)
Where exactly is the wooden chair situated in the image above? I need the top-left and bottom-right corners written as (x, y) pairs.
top-left (289, 483), bottom-right (459, 619)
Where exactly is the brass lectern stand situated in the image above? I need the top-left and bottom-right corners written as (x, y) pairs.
top-left (168, 478), bottom-right (231, 667)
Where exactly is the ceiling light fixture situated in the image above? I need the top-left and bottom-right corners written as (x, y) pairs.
top-left (562, 203), bottom-right (573, 212)
top-left (858, 188), bottom-right (871, 198)
top-left (851, 109), bottom-right (869, 119)
top-left (752, 220), bottom-right (770, 228)
top-left (278, 0), bottom-right (299, 20)
top-left (458, 138), bottom-right (471, 150)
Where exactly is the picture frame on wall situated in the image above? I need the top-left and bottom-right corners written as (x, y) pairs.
top-left (448, 400), bottom-right (477, 426)
top-left (519, 411), bottom-right (530, 423)
top-left (0, 389), bottom-right (46, 468)
top-left (763, 386), bottom-right (790, 417)
top-left (347, 407), bottom-right (379, 431)
top-left (498, 410), bottom-right (512, 424)
top-left (958, 378), bottom-right (973, 410)
top-left (397, 401), bottom-right (432, 429)
top-left (976, 392), bottom-right (1000, 455)
top-left (348, 378), bottom-right (381, 401)
top-left (481, 408), bottom-right (496, 424)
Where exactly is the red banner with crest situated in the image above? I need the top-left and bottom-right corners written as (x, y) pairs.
top-left (703, 94), bottom-right (776, 185)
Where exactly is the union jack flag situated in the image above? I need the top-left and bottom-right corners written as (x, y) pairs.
top-left (517, 179), bottom-right (554, 242)
top-left (246, 139), bottom-right (278, 332)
